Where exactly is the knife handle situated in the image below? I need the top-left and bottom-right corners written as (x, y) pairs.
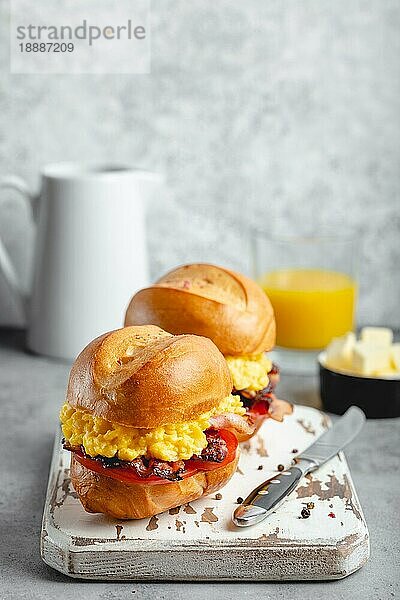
top-left (232, 458), bottom-right (316, 527)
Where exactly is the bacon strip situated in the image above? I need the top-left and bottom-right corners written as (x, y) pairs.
top-left (268, 363), bottom-right (280, 390)
top-left (197, 428), bottom-right (228, 462)
top-left (209, 413), bottom-right (255, 436)
top-left (62, 440), bottom-right (186, 481)
top-left (62, 428), bottom-right (232, 481)
top-left (267, 394), bottom-right (293, 422)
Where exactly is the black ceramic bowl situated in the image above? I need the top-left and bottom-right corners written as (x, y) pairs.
top-left (319, 352), bottom-right (400, 418)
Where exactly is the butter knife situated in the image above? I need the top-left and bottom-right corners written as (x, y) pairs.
top-left (232, 406), bottom-right (365, 527)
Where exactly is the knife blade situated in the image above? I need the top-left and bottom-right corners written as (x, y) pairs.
top-left (232, 406), bottom-right (365, 527)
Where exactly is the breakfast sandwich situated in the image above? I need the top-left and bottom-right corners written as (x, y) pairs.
top-left (124, 264), bottom-right (293, 440)
top-left (60, 325), bottom-right (247, 519)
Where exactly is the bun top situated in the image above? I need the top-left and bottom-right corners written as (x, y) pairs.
top-left (124, 264), bottom-right (275, 356)
top-left (66, 325), bottom-right (232, 428)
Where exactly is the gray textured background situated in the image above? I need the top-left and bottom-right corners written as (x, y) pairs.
top-left (0, 0), bottom-right (399, 327)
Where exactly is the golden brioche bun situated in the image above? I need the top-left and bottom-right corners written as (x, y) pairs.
top-left (66, 325), bottom-right (232, 428)
top-left (70, 451), bottom-right (239, 519)
top-left (124, 264), bottom-right (275, 356)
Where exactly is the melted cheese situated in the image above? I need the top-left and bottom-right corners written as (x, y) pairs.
top-left (60, 394), bottom-right (245, 463)
top-left (225, 354), bottom-right (271, 391)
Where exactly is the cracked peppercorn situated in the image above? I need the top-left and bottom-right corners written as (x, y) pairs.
top-left (277, 464), bottom-right (284, 471)
top-left (301, 507), bottom-right (311, 519)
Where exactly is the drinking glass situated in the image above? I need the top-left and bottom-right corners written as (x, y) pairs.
top-left (253, 233), bottom-right (358, 374)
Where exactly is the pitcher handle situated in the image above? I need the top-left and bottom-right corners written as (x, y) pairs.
top-left (0, 175), bottom-right (36, 317)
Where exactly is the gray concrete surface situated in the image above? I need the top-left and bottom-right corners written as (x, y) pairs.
top-left (0, 328), bottom-right (399, 599)
top-left (1, 0), bottom-right (400, 328)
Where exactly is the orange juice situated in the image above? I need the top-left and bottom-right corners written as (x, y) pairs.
top-left (260, 269), bottom-right (357, 350)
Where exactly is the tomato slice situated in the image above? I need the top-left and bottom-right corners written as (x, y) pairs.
top-left (189, 429), bottom-right (238, 471)
top-left (72, 428), bottom-right (238, 485)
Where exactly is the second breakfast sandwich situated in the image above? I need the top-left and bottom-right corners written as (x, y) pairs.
top-left (125, 264), bottom-right (292, 438)
top-left (60, 325), bottom-right (246, 519)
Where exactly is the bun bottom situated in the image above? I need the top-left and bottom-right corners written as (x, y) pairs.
top-left (70, 452), bottom-right (239, 520)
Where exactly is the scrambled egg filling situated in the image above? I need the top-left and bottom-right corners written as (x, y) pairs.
top-left (225, 353), bottom-right (272, 391)
top-left (60, 394), bottom-right (245, 463)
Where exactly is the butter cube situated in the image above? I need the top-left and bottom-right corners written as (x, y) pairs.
top-left (360, 327), bottom-right (393, 347)
top-left (352, 342), bottom-right (391, 376)
top-left (325, 332), bottom-right (356, 371)
top-left (372, 368), bottom-right (398, 377)
top-left (390, 344), bottom-right (400, 372)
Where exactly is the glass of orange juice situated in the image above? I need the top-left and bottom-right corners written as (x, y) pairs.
top-left (253, 233), bottom-right (358, 373)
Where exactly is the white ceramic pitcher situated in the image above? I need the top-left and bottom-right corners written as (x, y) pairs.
top-left (0, 163), bottom-right (159, 360)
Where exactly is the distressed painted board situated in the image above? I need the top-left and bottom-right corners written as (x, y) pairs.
top-left (41, 405), bottom-right (369, 580)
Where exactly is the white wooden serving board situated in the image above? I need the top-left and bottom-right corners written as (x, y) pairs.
top-left (41, 405), bottom-right (369, 581)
